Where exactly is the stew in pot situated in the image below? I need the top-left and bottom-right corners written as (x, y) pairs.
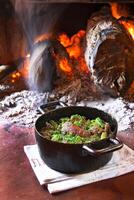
top-left (40, 114), bottom-right (112, 144)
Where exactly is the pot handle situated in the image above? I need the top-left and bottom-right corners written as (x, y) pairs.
top-left (38, 101), bottom-right (68, 114)
top-left (82, 138), bottom-right (123, 156)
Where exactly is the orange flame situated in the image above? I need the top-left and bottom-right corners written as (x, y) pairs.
top-left (58, 33), bottom-right (72, 47)
top-left (59, 58), bottom-right (72, 73)
top-left (120, 21), bottom-right (134, 40)
top-left (58, 30), bottom-right (88, 73)
top-left (111, 3), bottom-right (122, 19)
top-left (111, 3), bottom-right (134, 40)
top-left (58, 30), bottom-right (85, 59)
top-left (16, 30), bottom-right (89, 81)
top-left (11, 55), bottom-right (30, 83)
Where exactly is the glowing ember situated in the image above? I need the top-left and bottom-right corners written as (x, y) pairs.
top-left (111, 3), bottom-right (134, 40)
top-left (11, 71), bottom-right (21, 83)
top-left (59, 58), bottom-right (72, 73)
top-left (9, 53), bottom-right (30, 83)
top-left (58, 30), bottom-right (88, 73)
top-left (58, 30), bottom-right (85, 59)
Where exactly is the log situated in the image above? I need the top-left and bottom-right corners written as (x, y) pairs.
top-left (85, 7), bottom-right (134, 97)
top-left (0, 57), bottom-right (24, 82)
top-left (0, 65), bottom-right (11, 80)
top-left (28, 39), bottom-right (70, 92)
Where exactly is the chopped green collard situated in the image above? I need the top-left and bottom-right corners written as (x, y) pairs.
top-left (40, 115), bottom-right (112, 144)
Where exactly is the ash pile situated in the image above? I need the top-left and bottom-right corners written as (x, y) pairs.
top-left (0, 90), bottom-right (47, 127)
top-left (0, 85), bottom-right (134, 131)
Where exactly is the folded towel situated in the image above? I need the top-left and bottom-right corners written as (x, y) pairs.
top-left (24, 144), bottom-right (134, 194)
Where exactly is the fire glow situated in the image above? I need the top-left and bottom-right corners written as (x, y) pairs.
top-left (20, 30), bottom-right (88, 79)
top-left (16, 4), bottom-right (134, 82)
top-left (59, 58), bottom-right (72, 73)
top-left (120, 21), bottom-right (134, 40)
top-left (58, 30), bottom-right (85, 59)
top-left (11, 71), bottom-right (21, 83)
top-left (58, 30), bottom-right (89, 74)
top-left (111, 3), bottom-right (134, 40)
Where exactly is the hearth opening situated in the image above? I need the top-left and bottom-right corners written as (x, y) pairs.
top-left (1, 1), bottom-right (133, 100)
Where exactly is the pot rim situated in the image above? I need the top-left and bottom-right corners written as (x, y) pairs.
top-left (35, 105), bottom-right (118, 146)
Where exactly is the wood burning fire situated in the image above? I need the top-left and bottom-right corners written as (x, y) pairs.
top-left (21, 4), bottom-right (134, 98)
top-left (0, 3), bottom-right (134, 96)
top-left (0, 2), bottom-right (134, 148)
top-left (28, 29), bottom-right (88, 93)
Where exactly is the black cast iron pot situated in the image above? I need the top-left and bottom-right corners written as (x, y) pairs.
top-left (35, 101), bottom-right (123, 173)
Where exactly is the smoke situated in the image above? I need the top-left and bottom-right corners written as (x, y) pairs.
top-left (11, 0), bottom-right (67, 50)
top-left (28, 40), bottom-right (57, 92)
top-left (10, 0), bottom-right (69, 92)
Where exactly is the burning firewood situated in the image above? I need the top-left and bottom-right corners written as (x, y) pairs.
top-left (28, 39), bottom-right (71, 93)
top-left (0, 58), bottom-right (24, 82)
top-left (85, 7), bottom-right (134, 97)
top-left (0, 65), bottom-right (10, 80)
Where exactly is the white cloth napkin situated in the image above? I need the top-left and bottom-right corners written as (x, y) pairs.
top-left (24, 144), bottom-right (134, 194)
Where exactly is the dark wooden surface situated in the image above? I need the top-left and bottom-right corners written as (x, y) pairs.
top-left (0, 124), bottom-right (134, 200)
